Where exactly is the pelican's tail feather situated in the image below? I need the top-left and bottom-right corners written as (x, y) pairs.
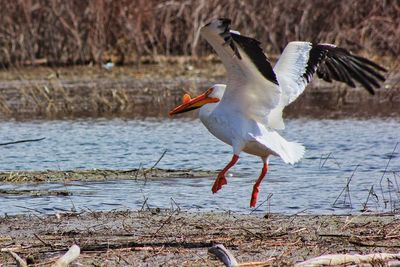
top-left (284, 141), bottom-right (305, 164)
top-left (252, 129), bottom-right (305, 165)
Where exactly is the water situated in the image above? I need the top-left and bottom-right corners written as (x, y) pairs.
top-left (0, 118), bottom-right (399, 215)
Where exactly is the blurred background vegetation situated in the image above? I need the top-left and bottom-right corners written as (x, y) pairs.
top-left (0, 0), bottom-right (399, 67)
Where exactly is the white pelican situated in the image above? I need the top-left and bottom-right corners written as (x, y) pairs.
top-left (169, 18), bottom-right (386, 207)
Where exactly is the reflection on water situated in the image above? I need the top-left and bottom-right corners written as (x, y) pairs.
top-left (0, 118), bottom-right (399, 215)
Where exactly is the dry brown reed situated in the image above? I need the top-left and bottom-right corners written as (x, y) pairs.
top-left (14, 80), bottom-right (133, 118)
top-left (0, 0), bottom-right (398, 67)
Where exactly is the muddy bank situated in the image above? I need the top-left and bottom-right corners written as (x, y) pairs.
top-left (0, 62), bottom-right (399, 120)
top-left (0, 210), bottom-right (399, 266)
top-left (0, 169), bottom-right (216, 184)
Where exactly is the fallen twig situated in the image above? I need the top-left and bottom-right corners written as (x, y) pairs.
top-left (348, 239), bottom-right (400, 248)
top-left (153, 210), bottom-right (178, 236)
top-left (34, 233), bottom-right (54, 249)
top-left (79, 240), bottom-right (212, 252)
top-left (295, 252), bottom-right (400, 266)
top-left (239, 260), bottom-right (275, 266)
top-left (7, 251), bottom-right (27, 267)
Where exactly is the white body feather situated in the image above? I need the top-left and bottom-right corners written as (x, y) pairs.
top-left (199, 85), bottom-right (305, 164)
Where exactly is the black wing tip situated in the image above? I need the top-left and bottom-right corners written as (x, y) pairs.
top-left (208, 19), bottom-right (278, 85)
top-left (214, 18), bottom-right (241, 60)
top-left (231, 34), bottom-right (279, 85)
top-left (352, 54), bottom-right (388, 73)
top-left (314, 44), bottom-right (387, 94)
top-left (304, 44), bottom-right (327, 83)
top-left (204, 18), bottom-right (284, 86)
top-left (218, 18), bottom-right (231, 25)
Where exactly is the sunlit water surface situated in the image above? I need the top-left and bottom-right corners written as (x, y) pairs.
top-left (0, 119), bottom-right (399, 215)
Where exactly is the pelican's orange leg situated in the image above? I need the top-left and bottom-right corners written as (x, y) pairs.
top-left (212, 154), bottom-right (239, 193)
top-left (250, 162), bottom-right (268, 207)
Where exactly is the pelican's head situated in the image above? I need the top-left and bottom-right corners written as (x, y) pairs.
top-left (169, 84), bottom-right (225, 116)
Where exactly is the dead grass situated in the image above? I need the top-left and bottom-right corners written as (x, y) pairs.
top-left (0, 1), bottom-right (398, 67)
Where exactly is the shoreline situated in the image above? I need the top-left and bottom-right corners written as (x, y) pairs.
top-left (1, 210), bottom-right (399, 266)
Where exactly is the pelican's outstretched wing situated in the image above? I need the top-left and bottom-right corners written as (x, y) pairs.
top-left (274, 42), bottom-right (386, 103)
top-left (200, 18), bottom-right (281, 125)
top-left (268, 42), bottom-right (387, 129)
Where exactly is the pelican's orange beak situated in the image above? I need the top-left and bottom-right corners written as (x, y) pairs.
top-left (169, 89), bottom-right (219, 116)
